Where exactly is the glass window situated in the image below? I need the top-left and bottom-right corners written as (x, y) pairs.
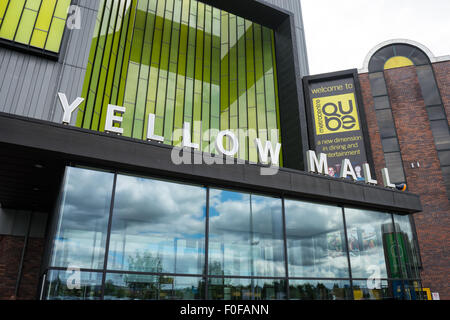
top-left (373, 96), bottom-right (390, 110)
top-left (45, 270), bottom-right (103, 300)
top-left (208, 278), bottom-right (286, 300)
top-left (430, 120), bottom-right (450, 151)
top-left (426, 105), bottom-right (446, 121)
top-left (410, 49), bottom-right (430, 66)
top-left (104, 274), bottom-right (204, 300)
top-left (285, 200), bottom-right (349, 278)
top-left (208, 190), bottom-right (285, 277)
top-left (376, 109), bottom-right (397, 139)
top-left (438, 150), bottom-right (450, 167)
top-left (368, 46), bottom-right (394, 72)
top-left (441, 166), bottom-right (450, 198)
top-left (369, 72), bottom-right (388, 97)
top-left (393, 215), bottom-right (421, 279)
top-left (416, 65), bottom-right (442, 106)
top-left (352, 280), bottom-right (397, 300)
top-left (107, 174), bottom-right (206, 275)
top-left (382, 137), bottom-right (400, 153)
top-left (289, 280), bottom-right (352, 300)
top-left (344, 208), bottom-right (395, 279)
top-left (50, 167), bottom-right (114, 269)
top-left (384, 152), bottom-right (405, 183)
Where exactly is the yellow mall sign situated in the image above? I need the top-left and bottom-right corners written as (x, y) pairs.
top-left (313, 93), bottom-right (360, 135)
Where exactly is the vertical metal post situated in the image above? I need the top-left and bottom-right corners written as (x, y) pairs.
top-left (101, 172), bottom-right (118, 300)
top-left (341, 206), bottom-right (354, 300)
top-left (204, 187), bottom-right (210, 299)
top-left (281, 197), bottom-right (289, 300)
top-left (15, 212), bottom-right (33, 297)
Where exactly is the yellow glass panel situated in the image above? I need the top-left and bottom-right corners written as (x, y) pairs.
top-left (45, 17), bottom-right (65, 52)
top-left (54, 0), bottom-right (71, 19)
top-left (0, 0), bottom-right (26, 40)
top-left (30, 29), bottom-right (47, 47)
top-left (34, 0), bottom-right (56, 31)
top-left (14, 9), bottom-right (38, 44)
top-left (26, 0), bottom-right (42, 11)
top-left (384, 56), bottom-right (414, 70)
top-left (0, 0), bottom-right (10, 21)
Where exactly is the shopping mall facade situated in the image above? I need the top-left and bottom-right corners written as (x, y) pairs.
top-left (0, 0), bottom-right (448, 300)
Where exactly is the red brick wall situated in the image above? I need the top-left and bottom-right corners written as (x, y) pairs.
top-left (0, 235), bottom-right (44, 300)
top-left (359, 64), bottom-right (450, 300)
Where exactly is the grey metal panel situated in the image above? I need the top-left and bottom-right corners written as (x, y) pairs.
top-left (263, 0), bottom-right (310, 76)
top-left (0, 0), bottom-right (100, 123)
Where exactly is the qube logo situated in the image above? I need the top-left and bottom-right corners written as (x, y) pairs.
top-left (313, 93), bottom-right (360, 135)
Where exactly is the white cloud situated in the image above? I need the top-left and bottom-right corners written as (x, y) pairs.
top-left (301, 0), bottom-right (450, 74)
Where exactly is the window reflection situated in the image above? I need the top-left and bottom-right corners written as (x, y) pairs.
top-left (46, 270), bottom-right (103, 300)
top-left (352, 280), bottom-right (395, 300)
top-left (104, 274), bottom-right (204, 300)
top-left (107, 174), bottom-right (206, 275)
top-left (285, 200), bottom-right (348, 278)
top-left (50, 167), bottom-right (114, 269)
top-left (289, 280), bottom-right (351, 300)
top-left (208, 190), bottom-right (285, 277)
top-left (208, 278), bottom-right (286, 300)
top-left (393, 215), bottom-right (421, 279)
top-left (345, 208), bottom-right (394, 279)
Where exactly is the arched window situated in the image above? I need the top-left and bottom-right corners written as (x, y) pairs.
top-left (368, 44), bottom-right (430, 73)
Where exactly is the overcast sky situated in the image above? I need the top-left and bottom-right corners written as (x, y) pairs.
top-left (301, 0), bottom-right (450, 74)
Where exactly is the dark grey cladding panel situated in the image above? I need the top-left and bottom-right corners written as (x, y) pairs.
top-left (329, 179), bottom-right (365, 203)
top-left (362, 186), bottom-right (395, 208)
top-left (290, 173), bottom-right (331, 199)
top-left (0, 113), bottom-right (422, 214)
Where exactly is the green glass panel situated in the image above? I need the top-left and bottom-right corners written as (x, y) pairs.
top-left (201, 5), bottom-right (211, 152)
top-left (97, 0), bottom-right (128, 130)
top-left (91, 0), bottom-right (120, 131)
top-left (54, 0), bottom-right (71, 19)
top-left (220, 11), bottom-right (229, 141)
top-left (152, 0), bottom-right (173, 138)
top-left (229, 14), bottom-right (238, 156)
top-left (143, 0), bottom-right (165, 131)
top-left (236, 16), bottom-right (247, 160)
top-left (173, 0), bottom-right (189, 146)
top-left (192, 1), bottom-right (204, 147)
top-left (254, 24), bottom-right (267, 144)
top-left (82, 0), bottom-right (112, 129)
top-left (14, 9), bottom-right (37, 45)
top-left (45, 16), bottom-right (65, 52)
top-left (163, 0), bottom-right (182, 144)
top-left (245, 20), bottom-right (257, 163)
top-left (30, 0), bottom-right (56, 47)
top-left (77, 0), bottom-right (107, 127)
top-left (183, 0), bottom-right (196, 125)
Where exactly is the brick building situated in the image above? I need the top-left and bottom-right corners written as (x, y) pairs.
top-left (358, 39), bottom-right (450, 299)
